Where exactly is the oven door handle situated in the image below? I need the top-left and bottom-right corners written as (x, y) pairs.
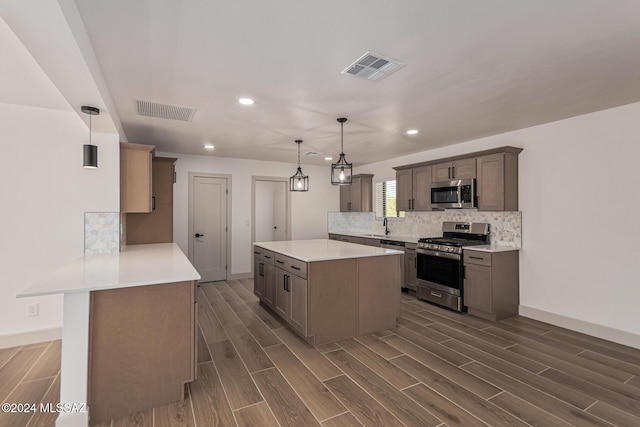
top-left (416, 248), bottom-right (461, 261)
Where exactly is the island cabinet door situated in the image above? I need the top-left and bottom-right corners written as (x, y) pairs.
top-left (274, 267), bottom-right (289, 319)
top-left (253, 258), bottom-right (265, 298)
top-left (263, 262), bottom-right (275, 308)
top-left (288, 274), bottom-right (308, 336)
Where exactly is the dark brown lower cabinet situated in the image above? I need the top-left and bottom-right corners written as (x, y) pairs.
top-left (463, 250), bottom-right (519, 321)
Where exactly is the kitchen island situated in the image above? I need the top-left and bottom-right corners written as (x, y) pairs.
top-left (253, 239), bottom-right (402, 346)
top-left (17, 243), bottom-right (200, 427)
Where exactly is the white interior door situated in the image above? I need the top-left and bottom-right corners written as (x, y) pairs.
top-left (274, 186), bottom-right (287, 241)
top-left (192, 176), bottom-right (227, 282)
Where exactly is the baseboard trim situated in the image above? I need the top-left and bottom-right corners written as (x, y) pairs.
top-left (0, 327), bottom-right (62, 349)
top-left (228, 272), bottom-right (252, 280)
top-left (519, 305), bottom-right (640, 350)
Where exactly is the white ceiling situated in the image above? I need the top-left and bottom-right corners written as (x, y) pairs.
top-left (73, 0), bottom-right (640, 166)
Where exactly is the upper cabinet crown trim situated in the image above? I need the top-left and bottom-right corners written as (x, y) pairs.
top-left (393, 146), bottom-right (523, 171)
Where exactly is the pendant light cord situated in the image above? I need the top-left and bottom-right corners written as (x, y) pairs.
top-left (89, 113), bottom-right (93, 146)
top-left (297, 141), bottom-right (301, 167)
top-left (340, 120), bottom-right (344, 154)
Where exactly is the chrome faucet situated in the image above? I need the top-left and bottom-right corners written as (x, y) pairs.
top-left (383, 217), bottom-right (390, 235)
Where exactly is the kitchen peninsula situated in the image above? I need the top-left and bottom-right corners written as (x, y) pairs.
top-left (17, 243), bottom-right (200, 426)
top-left (253, 239), bottom-right (402, 346)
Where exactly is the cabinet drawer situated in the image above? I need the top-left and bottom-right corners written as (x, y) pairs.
top-left (405, 243), bottom-right (417, 252)
top-left (274, 254), bottom-right (308, 278)
top-left (464, 250), bottom-right (492, 266)
top-left (253, 247), bottom-right (275, 264)
top-left (261, 250), bottom-right (275, 264)
top-left (328, 234), bottom-right (340, 241)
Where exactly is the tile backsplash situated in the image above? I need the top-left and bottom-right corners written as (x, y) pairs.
top-left (328, 210), bottom-right (522, 247)
top-left (84, 212), bottom-right (120, 254)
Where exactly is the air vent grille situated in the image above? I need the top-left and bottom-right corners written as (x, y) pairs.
top-left (135, 100), bottom-right (196, 122)
top-left (341, 51), bottom-right (406, 82)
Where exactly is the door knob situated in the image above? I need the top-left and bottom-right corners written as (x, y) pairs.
top-left (195, 233), bottom-right (204, 238)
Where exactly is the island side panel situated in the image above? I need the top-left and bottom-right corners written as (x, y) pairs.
top-left (357, 255), bottom-right (401, 335)
top-left (308, 259), bottom-right (358, 346)
top-left (88, 281), bottom-right (195, 423)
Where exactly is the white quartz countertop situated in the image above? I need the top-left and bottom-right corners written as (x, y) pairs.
top-left (254, 239), bottom-right (403, 262)
top-left (17, 243), bottom-right (201, 298)
top-left (464, 245), bottom-right (520, 253)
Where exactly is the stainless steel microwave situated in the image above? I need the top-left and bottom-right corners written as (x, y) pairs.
top-left (431, 179), bottom-right (476, 209)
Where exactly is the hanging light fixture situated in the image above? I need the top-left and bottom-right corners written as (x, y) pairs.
top-left (331, 117), bottom-right (352, 185)
top-left (82, 106), bottom-right (100, 169)
top-left (290, 139), bottom-right (309, 192)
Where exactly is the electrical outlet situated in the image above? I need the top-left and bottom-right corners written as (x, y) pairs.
top-left (27, 303), bottom-right (39, 317)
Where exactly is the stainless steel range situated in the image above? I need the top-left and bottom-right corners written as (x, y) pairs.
top-left (416, 222), bottom-right (490, 312)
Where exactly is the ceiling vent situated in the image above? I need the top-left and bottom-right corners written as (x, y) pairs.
top-left (135, 100), bottom-right (196, 122)
top-left (341, 51), bottom-right (406, 82)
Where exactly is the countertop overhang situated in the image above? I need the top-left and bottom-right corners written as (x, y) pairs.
top-left (253, 239), bottom-right (403, 262)
top-left (17, 243), bottom-right (200, 298)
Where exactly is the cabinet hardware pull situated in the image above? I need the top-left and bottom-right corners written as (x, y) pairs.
top-left (285, 275), bottom-right (290, 292)
top-left (283, 275), bottom-right (287, 291)
top-left (264, 255), bottom-right (272, 259)
top-left (448, 167), bottom-right (451, 179)
top-left (431, 291), bottom-right (442, 298)
top-left (254, 251), bottom-right (260, 255)
top-left (152, 196), bottom-right (156, 211)
top-left (452, 166), bottom-right (455, 179)
top-left (468, 256), bottom-right (483, 260)
top-left (291, 265), bottom-right (301, 270)
top-left (276, 260), bottom-right (284, 264)
top-left (259, 263), bottom-right (264, 276)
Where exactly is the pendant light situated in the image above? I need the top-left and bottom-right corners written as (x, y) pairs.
top-left (82, 106), bottom-right (100, 169)
top-left (290, 139), bottom-right (309, 192)
top-left (331, 117), bottom-right (352, 185)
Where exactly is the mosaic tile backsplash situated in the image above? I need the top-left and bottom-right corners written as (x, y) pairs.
top-left (328, 210), bottom-right (522, 247)
top-left (84, 212), bottom-right (120, 254)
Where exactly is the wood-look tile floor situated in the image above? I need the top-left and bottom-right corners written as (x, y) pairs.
top-left (2, 279), bottom-right (640, 426)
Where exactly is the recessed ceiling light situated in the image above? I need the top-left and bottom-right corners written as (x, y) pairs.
top-left (406, 129), bottom-right (419, 135)
top-left (238, 98), bottom-right (255, 105)
top-left (204, 144), bottom-right (214, 150)
top-left (325, 157), bottom-right (333, 161)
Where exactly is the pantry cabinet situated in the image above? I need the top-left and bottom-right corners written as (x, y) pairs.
top-left (126, 157), bottom-right (176, 244)
top-left (120, 142), bottom-right (155, 213)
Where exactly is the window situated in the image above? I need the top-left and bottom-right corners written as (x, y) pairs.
top-left (375, 180), bottom-right (405, 218)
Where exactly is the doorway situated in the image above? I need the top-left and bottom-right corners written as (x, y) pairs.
top-left (252, 177), bottom-right (291, 245)
top-left (188, 173), bottom-right (231, 282)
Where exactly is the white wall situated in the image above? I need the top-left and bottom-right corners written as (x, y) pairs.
top-left (157, 152), bottom-right (339, 276)
top-left (0, 104), bottom-right (119, 344)
top-left (356, 102), bottom-right (640, 347)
